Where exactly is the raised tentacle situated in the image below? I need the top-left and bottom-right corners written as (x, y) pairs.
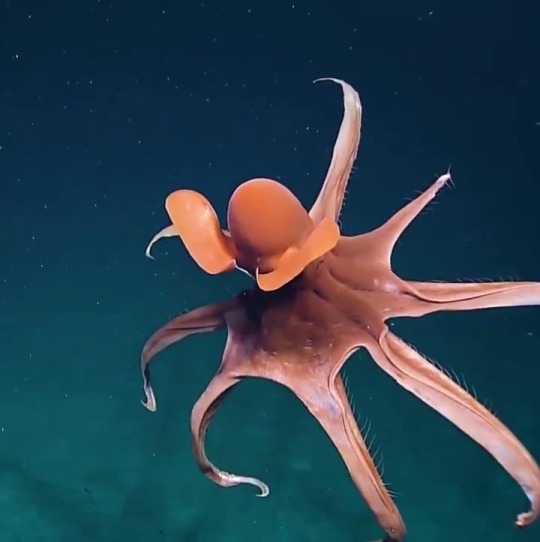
top-left (365, 328), bottom-right (540, 528)
top-left (270, 365), bottom-right (405, 541)
top-left (346, 172), bottom-right (451, 264)
top-left (140, 298), bottom-right (238, 411)
top-left (309, 78), bottom-right (363, 224)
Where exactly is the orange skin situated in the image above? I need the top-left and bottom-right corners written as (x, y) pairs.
top-left (142, 79), bottom-right (540, 541)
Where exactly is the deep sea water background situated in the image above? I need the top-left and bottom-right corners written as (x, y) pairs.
top-left (1, 1), bottom-right (539, 540)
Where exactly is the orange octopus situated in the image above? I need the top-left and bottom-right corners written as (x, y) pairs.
top-left (141, 78), bottom-right (540, 541)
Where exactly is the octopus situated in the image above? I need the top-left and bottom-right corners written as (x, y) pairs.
top-left (141, 78), bottom-right (540, 541)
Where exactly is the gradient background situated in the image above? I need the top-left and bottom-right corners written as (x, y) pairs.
top-left (1, 1), bottom-right (539, 540)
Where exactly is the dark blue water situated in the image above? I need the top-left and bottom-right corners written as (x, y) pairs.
top-left (1, 1), bottom-right (539, 540)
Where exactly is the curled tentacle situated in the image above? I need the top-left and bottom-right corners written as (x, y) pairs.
top-left (140, 299), bottom-right (238, 411)
top-left (190, 372), bottom-right (269, 497)
top-left (190, 308), bottom-right (270, 496)
top-left (145, 224), bottom-right (178, 259)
